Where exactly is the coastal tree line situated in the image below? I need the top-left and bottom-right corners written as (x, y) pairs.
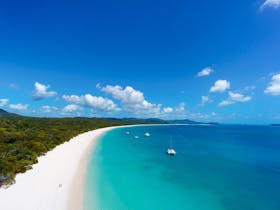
top-left (0, 116), bottom-right (138, 186)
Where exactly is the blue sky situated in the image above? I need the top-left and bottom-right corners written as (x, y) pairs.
top-left (0, 0), bottom-right (280, 124)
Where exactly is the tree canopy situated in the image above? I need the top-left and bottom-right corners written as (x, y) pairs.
top-left (0, 116), bottom-right (136, 186)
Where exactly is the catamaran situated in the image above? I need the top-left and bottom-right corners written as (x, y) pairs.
top-left (166, 148), bottom-right (176, 155)
top-left (166, 138), bottom-right (176, 155)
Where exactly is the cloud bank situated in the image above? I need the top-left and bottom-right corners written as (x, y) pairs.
top-left (219, 92), bottom-right (251, 107)
top-left (100, 85), bottom-right (162, 116)
top-left (62, 94), bottom-right (118, 111)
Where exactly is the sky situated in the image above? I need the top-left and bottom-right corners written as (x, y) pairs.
top-left (0, 0), bottom-right (280, 124)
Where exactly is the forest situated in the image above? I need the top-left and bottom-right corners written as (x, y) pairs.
top-left (0, 114), bottom-right (146, 186)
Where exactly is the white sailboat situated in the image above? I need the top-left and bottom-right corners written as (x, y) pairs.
top-left (166, 138), bottom-right (176, 155)
top-left (144, 132), bottom-right (150, 137)
top-left (166, 148), bottom-right (176, 155)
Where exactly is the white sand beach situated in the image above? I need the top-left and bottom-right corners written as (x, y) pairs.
top-left (0, 126), bottom-right (120, 210)
top-left (0, 123), bottom-right (187, 210)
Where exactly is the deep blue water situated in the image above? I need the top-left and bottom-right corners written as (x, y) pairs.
top-left (84, 125), bottom-right (280, 210)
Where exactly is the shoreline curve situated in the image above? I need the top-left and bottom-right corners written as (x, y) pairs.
top-left (0, 125), bottom-right (133, 210)
top-left (0, 123), bottom-right (196, 210)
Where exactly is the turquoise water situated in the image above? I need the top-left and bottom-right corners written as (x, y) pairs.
top-left (84, 125), bottom-right (280, 210)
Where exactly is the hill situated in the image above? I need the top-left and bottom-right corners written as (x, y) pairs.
top-left (167, 119), bottom-right (205, 124)
top-left (0, 109), bottom-right (19, 117)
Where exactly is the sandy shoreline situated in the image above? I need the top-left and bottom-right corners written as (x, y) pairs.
top-left (0, 125), bottom-right (126, 210)
top-left (0, 123), bottom-right (197, 210)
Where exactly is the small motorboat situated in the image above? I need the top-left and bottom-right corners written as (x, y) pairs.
top-left (134, 135), bottom-right (139, 139)
top-left (144, 132), bottom-right (150, 137)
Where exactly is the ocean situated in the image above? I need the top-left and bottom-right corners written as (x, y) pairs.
top-left (84, 125), bottom-right (280, 210)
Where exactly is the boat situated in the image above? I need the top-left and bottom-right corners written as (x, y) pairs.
top-left (166, 148), bottom-right (176, 155)
top-left (166, 138), bottom-right (176, 155)
top-left (144, 132), bottom-right (150, 137)
top-left (125, 131), bottom-right (130, 135)
top-left (134, 135), bottom-right (139, 139)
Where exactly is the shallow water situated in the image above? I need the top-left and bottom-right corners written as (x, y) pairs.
top-left (84, 125), bottom-right (280, 210)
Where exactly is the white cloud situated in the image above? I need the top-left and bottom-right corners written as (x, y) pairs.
top-left (197, 67), bottom-right (213, 77)
top-left (160, 103), bottom-right (187, 119)
top-left (63, 104), bottom-right (80, 113)
top-left (228, 92), bottom-right (251, 102)
top-left (188, 112), bottom-right (209, 120)
top-left (174, 102), bottom-right (185, 113)
top-left (210, 80), bottom-right (230, 93)
top-left (100, 85), bottom-right (161, 116)
top-left (218, 91), bottom-right (252, 107)
top-left (99, 84), bottom-right (188, 118)
top-left (32, 82), bottom-right (57, 100)
top-left (62, 95), bottom-right (81, 104)
top-left (163, 107), bottom-right (173, 113)
top-left (218, 100), bottom-right (235, 107)
top-left (264, 73), bottom-right (280, 96)
top-left (62, 94), bottom-right (118, 111)
top-left (9, 103), bottom-right (28, 110)
top-left (0, 99), bottom-right (9, 107)
top-left (41, 105), bottom-right (58, 113)
top-left (260, 0), bottom-right (280, 10)
top-left (200, 96), bottom-right (210, 105)
top-left (41, 105), bottom-right (51, 113)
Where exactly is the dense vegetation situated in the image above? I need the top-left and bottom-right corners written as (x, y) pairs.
top-left (0, 115), bottom-right (141, 186)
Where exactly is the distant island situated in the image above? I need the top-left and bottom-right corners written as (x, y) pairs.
top-left (168, 119), bottom-right (211, 124)
top-left (271, 124), bottom-right (280, 126)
